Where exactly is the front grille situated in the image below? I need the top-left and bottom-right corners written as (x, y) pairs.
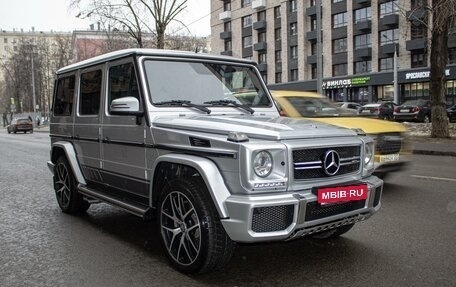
top-left (293, 146), bottom-right (361, 179)
top-left (375, 133), bottom-right (402, 155)
top-left (305, 200), bottom-right (366, 221)
top-left (373, 186), bottom-right (382, 207)
top-left (251, 205), bottom-right (294, 233)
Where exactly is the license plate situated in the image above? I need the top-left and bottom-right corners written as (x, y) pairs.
top-left (400, 109), bottom-right (409, 113)
top-left (362, 110), bottom-right (370, 113)
top-left (317, 184), bottom-right (368, 204)
top-left (379, 153), bottom-right (399, 163)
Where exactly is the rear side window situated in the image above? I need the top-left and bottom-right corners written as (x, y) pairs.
top-left (54, 75), bottom-right (75, 116)
top-left (79, 70), bottom-right (102, 115)
top-left (108, 63), bottom-right (139, 109)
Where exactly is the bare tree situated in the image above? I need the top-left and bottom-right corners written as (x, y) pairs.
top-left (71, 0), bottom-right (187, 49)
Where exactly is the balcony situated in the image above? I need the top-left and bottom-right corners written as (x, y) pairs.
top-left (381, 14), bottom-right (399, 26)
top-left (306, 5), bottom-right (317, 16)
top-left (307, 30), bottom-right (317, 41)
top-left (254, 42), bottom-right (267, 51)
top-left (257, 63), bottom-right (268, 72)
top-left (252, 0), bottom-right (266, 10)
top-left (253, 20), bottom-right (267, 30)
top-left (407, 7), bottom-right (427, 21)
top-left (219, 31), bottom-right (232, 40)
top-left (353, 47), bottom-right (372, 61)
top-left (406, 38), bottom-right (426, 51)
top-left (219, 11), bottom-right (231, 21)
top-left (354, 20), bottom-right (371, 32)
top-left (307, 55), bottom-right (317, 64)
top-left (380, 43), bottom-right (398, 55)
top-left (354, 0), bottom-right (370, 5)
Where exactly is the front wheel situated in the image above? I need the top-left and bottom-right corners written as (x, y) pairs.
top-left (311, 223), bottom-right (355, 239)
top-left (158, 178), bottom-right (235, 274)
top-left (54, 156), bottom-right (90, 213)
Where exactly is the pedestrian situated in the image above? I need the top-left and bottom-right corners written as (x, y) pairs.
top-left (36, 115), bottom-right (40, 127)
top-left (2, 112), bottom-right (7, 127)
top-left (28, 115), bottom-right (33, 123)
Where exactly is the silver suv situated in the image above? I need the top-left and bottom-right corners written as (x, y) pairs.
top-left (47, 49), bottom-right (383, 273)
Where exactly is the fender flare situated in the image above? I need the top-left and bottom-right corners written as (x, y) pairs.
top-left (50, 141), bottom-right (86, 185)
top-left (151, 154), bottom-right (231, 218)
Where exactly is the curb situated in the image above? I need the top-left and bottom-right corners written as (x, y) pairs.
top-left (412, 150), bottom-right (456, 157)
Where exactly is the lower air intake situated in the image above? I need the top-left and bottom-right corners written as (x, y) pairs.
top-left (251, 205), bottom-right (294, 233)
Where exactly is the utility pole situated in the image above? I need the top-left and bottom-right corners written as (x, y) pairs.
top-left (30, 43), bottom-right (37, 114)
top-left (316, 0), bottom-right (323, 95)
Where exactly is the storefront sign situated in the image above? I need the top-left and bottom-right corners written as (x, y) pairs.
top-left (351, 76), bottom-right (371, 86)
top-left (405, 69), bottom-right (450, 80)
top-left (322, 76), bottom-right (371, 89)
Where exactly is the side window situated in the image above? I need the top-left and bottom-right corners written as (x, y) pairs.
top-left (54, 75), bottom-right (75, 116)
top-left (79, 70), bottom-right (102, 115)
top-left (108, 63), bottom-right (139, 110)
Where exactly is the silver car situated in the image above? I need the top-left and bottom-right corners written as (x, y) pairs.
top-left (48, 49), bottom-right (383, 273)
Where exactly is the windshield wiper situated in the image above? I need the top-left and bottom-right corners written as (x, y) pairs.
top-left (154, 100), bottom-right (211, 114)
top-left (204, 100), bottom-right (254, 114)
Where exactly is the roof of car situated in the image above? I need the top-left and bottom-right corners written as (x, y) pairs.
top-left (269, 90), bottom-right (324, 98)
top-left (57, 48), bottom-right (257, 75)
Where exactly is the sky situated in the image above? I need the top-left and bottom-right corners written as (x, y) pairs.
top-left (0, 0), bottom-right (211, 36)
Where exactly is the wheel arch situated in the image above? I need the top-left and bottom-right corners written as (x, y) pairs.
top-left (150, 154), bottom-right (231, 218)
top-left (50, 141), bottom-right (86, 185)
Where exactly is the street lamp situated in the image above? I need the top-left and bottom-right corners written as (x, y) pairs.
top-left (30, 45), bottom-right (37, 114)
top-left (382, 34), bottom-right (398, 104)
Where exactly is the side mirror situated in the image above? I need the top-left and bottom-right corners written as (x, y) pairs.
top-left (110, 97), bottom-right (143, 117)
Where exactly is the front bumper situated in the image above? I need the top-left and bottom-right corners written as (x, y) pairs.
top-left (221, 175), bottom-right (383, 243)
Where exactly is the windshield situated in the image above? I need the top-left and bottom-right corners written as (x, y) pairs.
top-left (143, 60), bottom-right (271, 107)
top-left (286, 97), bottom-right (357, 118)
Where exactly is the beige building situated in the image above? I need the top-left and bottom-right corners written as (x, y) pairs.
top-left (210, 0), bottom-right (456, 104)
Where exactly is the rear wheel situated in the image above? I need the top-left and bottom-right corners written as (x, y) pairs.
top-left (311, 223), bottom-right (355, 239)
top-left (54, 156), bottom-right (90, 213)
top-left (158, 178), bottom-right (235, 274)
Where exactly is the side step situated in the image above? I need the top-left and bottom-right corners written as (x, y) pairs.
top-left (77, 184), bottom-right (154, 220)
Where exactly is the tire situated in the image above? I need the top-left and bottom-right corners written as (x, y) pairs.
top-left (54, 156), bottom-right (90, 213)
top-left (311, 223), bottom-right (355, 239)
top-left (158, 178), bottom-right (235, 274)
top-left (24, 131), bottom-right (26, 134)
top-left (7, 129), bottom-right (11, 134)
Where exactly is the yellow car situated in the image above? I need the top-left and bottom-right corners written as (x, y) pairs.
top-left (271, 90), bottom-right (410, 178)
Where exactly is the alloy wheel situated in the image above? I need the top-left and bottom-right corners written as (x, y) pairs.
top-left (55, 162), bottom-right (71, 209)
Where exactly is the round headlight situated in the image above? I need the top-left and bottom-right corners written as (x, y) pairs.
top-left (253, 151), bottom-right (273, 177)
top-left (364, 143), bottom-right (373, 165)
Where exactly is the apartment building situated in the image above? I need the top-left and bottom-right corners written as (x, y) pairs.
top-left (211, 0), bottom-right (456, 104)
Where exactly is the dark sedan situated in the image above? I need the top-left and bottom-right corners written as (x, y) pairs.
top-left (7, 118), bottom-right (33, 134)
top-left (394, 99), bottom-right (431, 123)
top-left (448, 105), bottom-right (456, 123)
top-left (358, 101), bottom-right (397, 120)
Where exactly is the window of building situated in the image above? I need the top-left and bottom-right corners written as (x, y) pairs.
top-left (289, 0), bottom-right (297, 12)
top-left (258, 53), bottom-right (267, 64)
top-left (261, 73), bottom-right (267, 84)
top-left (380, 29), bottom-right (399, 44)
top-left (333, 38), bottom-right (347, 53)
top-left (310, 0), bottom-right (316, 6)
top-left (332, 0), bottom-right (343, 3)
top-left (108, 63), bottom-right (140, 106)
top-left (275, 72), bottom-right (282, 83)
top-left (224, 40), bottom-right (232, 51)
top-left (290, 69), bottom-right (298, 81)
top-left (274, 6), bottom-right (281, 18)
top-left (223, 1), bottom-right (231, 11)
top-left (379, 0), bottom-right (399, 17)
top-left (275, 50), bottom-right (282, 63)
top-left (411, 52), bottom-right (427, 68)
top-left (290, 22), bottom-right (298, 36)
top-left (224, 21), bottom-right (231, 32)
top-left (354, 33), bottom-right (371, 49)
top-left (449, 48), bottom-right (456, 64)
top-left (332, 63), bottom-right (347, 76)
top-left (258, 10), bottom-right (266, 21)
top-left (290, 45), bottom-right (298, 59)
top-left (54, 75), bottom-right (75, 116)
top-left (311, 16), bottom-right (317, 31)
top-left (411, 23), bottom-right (427, 39)
top-left (242, 0), bottom-right (251, 8)
top-left (243, 36), bottom-right (253, 48)
top-left (332, 12), bottom-right (347, 28)
top-left (275, 28), bottom-right (281, 41)
top-left (311, 64), bottom-right (317, 79)
top-left (242, 15), bottom-right (252, 28)
top-left (311, 42), bottom-right (317, 55)
top-left (379, 57), bottom-right (394, 71)
top-left (354, 7), bottom-right (371, 23)
top-left (79, 70), bottom-right (102, 115)
top-left (258, 31), bottom-right (266, 42)
top-left (354, 60), bottom-right (372, 74)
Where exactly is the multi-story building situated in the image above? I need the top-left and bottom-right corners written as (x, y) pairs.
top-left (211, 0), bottom-right (456, 105)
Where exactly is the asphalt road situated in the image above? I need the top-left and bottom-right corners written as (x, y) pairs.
top-left (0, 132), bottom-right (455, 287)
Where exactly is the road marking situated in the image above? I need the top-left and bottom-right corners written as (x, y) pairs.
top-left (411, 175), bottom-right (456, 183)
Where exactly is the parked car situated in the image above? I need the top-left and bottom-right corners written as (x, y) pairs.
top-left (358, 101), bottom-right (397, 120)
top-left (47, 49), bottom-right (383, 274)
top-left (335, 101), bottom-right (363, 111)
top-left (271, 90), bottom-right (410, 178)
top-left (7, 117), bottom-right (33, 134)
top-left (447, 104), bottom-right (456, 123)
top-left (394, 99), bottom-right (431, 123)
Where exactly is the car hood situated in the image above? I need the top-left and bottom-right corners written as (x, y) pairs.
top-left (152, 115), bottom-right (357, 140)
top-left (305, 117), bottom-right (407, 134)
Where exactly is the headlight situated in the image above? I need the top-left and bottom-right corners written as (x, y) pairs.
top-left (364, 142), bottom-right (374, 165)
top-left (253, 151), bottom-right (273, 177)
